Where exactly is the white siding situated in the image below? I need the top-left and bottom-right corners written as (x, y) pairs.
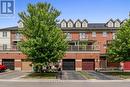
top-left (107, 21), bottom-right (114, 27)
top-left (82, 21), bottom-right (88, 27)
top-left (61, 21), bottom-right (67, 27)
top-left (0, 31), bottom-right (11, 50)
top-left (115, 21), bottom-right (120, 27)
top-left (68, 21), bottom-right (73, 28)
top-left (75, 21), bottom-right (81, 27)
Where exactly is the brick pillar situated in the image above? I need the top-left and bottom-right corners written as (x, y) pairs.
top-left (0, 59), bottom-right (2, 65)
top-left (95, 59), bottom-right (100, 70)
top-left (15, 59), bottom-right (22, 71)
top-left (75, 59), bottom-right (82, 71)
top-left (120, 62), bottom-right (124, 70)
top-left (59, 60), bottom-right (62, 70)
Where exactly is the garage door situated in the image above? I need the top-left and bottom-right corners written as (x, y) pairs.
top-left (2, 59), bottom-right (14, 70)
top-left (62, 59), bottom-right (75, 70)
top-left (124, 61), bottom-right (130, 70)
top-left (82, 59), bottom-right (95, 70)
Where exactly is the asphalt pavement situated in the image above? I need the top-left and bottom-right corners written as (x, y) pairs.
top-left (61, 71), bottom-right (85, 80)
top-left (0, 80), bottom-right (130, 87)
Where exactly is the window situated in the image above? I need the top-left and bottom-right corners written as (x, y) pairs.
top-left (76, 21), bottom-right (81, 27)
top-left (65, 33), bottom-right (72, 40)
top-left (103, 44), bottom-right (107, 49)
top-left (107, 21), bottom-right (113, 27)
top-left (92, 32), bottom-right (96, 37)
top-left (18, 22), bottom-right (23, 28)
top-left (68, 22), bottom-right (73, 27)
top-left (103, 32), bottom-right (107, 37)
top-left (16, 32), bottom-right (20, 39)
top-left (115, 21), bottom-right (120, 27)
top-left (112, 32), bottom-right (116, 39)
top-left (3, 44), bottom-right (7, 50)
top-left (82, 20), bottom-right (88, 27)
top-left (80, 33), bottom-right (86, 39)
top-left (3, 31), bottom-right (7, 38)
top-left (61, 21), bottom-right (66, 27)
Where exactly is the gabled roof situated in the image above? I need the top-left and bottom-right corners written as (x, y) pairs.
top-left (75, 19), bottom-right (82, 24)
top-left (0, 26), bottom-right (18, 31)
top-left (60, 19), bottom-right (67, 24)
top-left (67, 19), bottom-right (74, 24)
top-left (121, 19), bottom-right (127, 24)
top-left (106, 18), bottom-right (114, 24)
top-left (114, 19), bottom-right (121, 23)
top-left (82, 19), bottom-right (88, 23)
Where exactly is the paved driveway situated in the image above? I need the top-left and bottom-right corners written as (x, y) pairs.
top-left (61, 71), bottom-right (85, 80)
top-left (87, 71), bottom-right (121, 80)
top-left (0, 71), bottom-right (28, 79)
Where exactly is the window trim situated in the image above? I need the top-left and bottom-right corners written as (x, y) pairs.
top-left (92, 32), bottom-right (96, 37)
top-left (3, 44), bottom-right (7, 50)
top-left (102, 32), bottom-right (107, 37)
top-left (2, 31), bottom-right (7, 38)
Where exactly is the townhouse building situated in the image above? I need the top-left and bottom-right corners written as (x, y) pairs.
top-left (0, 18), bottom-right (130, 71)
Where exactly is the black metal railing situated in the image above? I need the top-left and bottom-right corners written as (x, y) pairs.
top-left (67, 45), bottom-right (100, 51)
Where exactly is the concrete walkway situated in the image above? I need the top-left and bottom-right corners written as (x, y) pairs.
top-left (61, 71), bottom-right (85, 80)
top-left (87, 71), bottom-right (121, 80)
top-left (0, 71), bottom-right (28, 80)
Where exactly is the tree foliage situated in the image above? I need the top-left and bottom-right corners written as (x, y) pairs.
top-left (107, 19), bottom-right (130, 62)
top-left (18, 2), bottom-right (68, 71)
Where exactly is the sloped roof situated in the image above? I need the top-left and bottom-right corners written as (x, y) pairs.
top-left (0, 26), bottom-right (18, 31)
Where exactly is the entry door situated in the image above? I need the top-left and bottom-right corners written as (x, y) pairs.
top-left (82, 59), bottom-right (95, 70)
top-left (62, 59), bottom-right (75, 70)
top-left (2, 59), bottom-right (15, 70)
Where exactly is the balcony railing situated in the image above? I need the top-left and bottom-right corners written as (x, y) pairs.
top-left (67, 45), bottom-right (100, 51)
top-left (12, 37), bottom-right (22, 41)
top-left (0, 45), bottom-right (20, 52)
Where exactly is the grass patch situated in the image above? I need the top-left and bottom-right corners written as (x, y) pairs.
top-left (23, 72), bottom-right (57, 79)
top-left (102, 72), bottom-right (130, 79)
top-left (78, 71), bottom-right (95, 79)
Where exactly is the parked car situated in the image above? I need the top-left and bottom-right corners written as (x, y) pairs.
top-left (0, 65), bottom-right (7, 72)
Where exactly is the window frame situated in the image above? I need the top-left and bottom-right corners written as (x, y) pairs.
top-left (2, 31), bottom-right (7, 38)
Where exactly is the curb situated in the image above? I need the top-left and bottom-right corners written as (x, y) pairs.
top-left (0, 79), bottom-right (130, 82)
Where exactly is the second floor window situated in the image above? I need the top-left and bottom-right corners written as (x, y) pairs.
top-left (3, 44), bottom-right (7, 50)
top-left (3, 31), bottom-right (7, 38)
top-left (80, 33), bottom-right (86, 39)
top-left (92, 32), bottom-right (96, 37)
top-left (103, 32), bottom-right (107, 37)
top-left (16, 32), bottom-right (20, 39)
top-left (65, 33), bottom-right (72, 39)
top-left (112, 32), bottom-right (116, 39)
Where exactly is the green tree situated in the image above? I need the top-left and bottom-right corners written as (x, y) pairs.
top-left (107, 19), bottom-right (130, 62)
top-left (18, 2), bottom-right (68, 72)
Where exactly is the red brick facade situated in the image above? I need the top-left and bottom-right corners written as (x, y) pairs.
top-left (0, 19), bottom-right (128, 71)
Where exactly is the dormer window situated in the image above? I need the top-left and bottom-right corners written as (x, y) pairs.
top-left (82, 19), bottom-right (88, 28)
top-left (61, 20), bottom-right (67, 27)
top-left (18, 21), bottom-right (23, 28)
top-left (107, 19), bottom-right (114, 27)
top-left (121, 19), bottom-right (127, 25)
top-left (114, 19), bottom-right (121, 27)
top-left (75, 20), bottom-right (81, 28)
top-left (68, 20), bottom-right (73, 28)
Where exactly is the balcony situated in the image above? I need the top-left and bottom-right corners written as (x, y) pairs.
top-left (79, 38), bottom-right (88, 41)
top-left (12, 37), bottom-right (22, 41)
top-left (67, 45), bottom-right (100, 51)
top-left (0, 45), bottom-right (20, 52)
